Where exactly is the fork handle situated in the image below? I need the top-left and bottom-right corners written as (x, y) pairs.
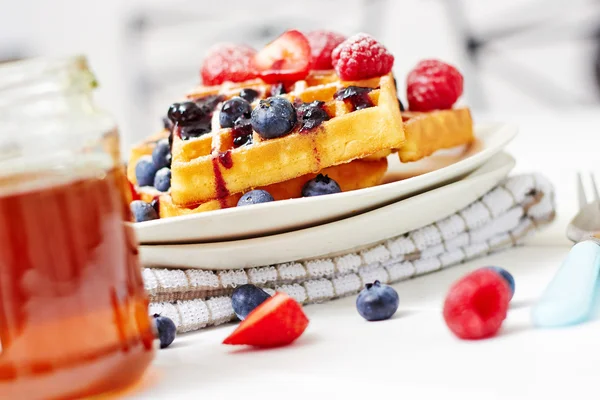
top-left (532, 240), bottom-right (600, 328)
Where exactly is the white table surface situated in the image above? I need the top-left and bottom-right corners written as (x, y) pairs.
top-left (129, 110), bottom-right (600, 400)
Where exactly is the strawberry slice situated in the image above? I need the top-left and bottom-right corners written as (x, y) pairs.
top-left (223, 292), bottom-right (309, 348)
top-left (253, 30), bottom-right (311, 84)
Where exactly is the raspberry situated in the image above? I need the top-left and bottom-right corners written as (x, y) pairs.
top-left (406, 59), bottom-right (464, 112)
top-left (201, 44), bottom-right (258, 86)
top-left (443, 268), bottom-right (510, 340)
top-left (306, 30), bottom-right (346, 70)
top-left (331, 33), bottom-right (394, 81)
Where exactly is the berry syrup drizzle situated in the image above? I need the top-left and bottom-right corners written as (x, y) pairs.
top-left (333, 86), bottom-right (374, 111)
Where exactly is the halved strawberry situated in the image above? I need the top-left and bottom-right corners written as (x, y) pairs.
top-left (253, 30), bottom-right (311, 84)
top-left (223, 292), bottom-right (309, 348)
top-left (127, 178), bottom-right (141, 202)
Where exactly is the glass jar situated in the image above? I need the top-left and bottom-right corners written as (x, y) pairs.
top-left (0, 56), bottom-right (155, 399)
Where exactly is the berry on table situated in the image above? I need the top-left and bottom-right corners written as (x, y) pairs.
top-left (250, 97), bottom-right (297, 139)
top-left (219, 97), bottom-right (252, 128)
top-left (356, 280), bottom-right (399, 321)
top-left (296, 101), bottom-right (330, 132)
top-left (443, 268), bottom-right (511, 340)
top-left (237, 189), bottom-right (274, 207)
top-left (306, 30), bottom-right (346, 70)
top-left (223, 292), bottom-right (309, 348)
top-left (485, 266), bottom-right (515, 299)
top-left (154, 167), bottom-right (171, 192)
top-left (231, 284), bottom-right (272, 320)
top-left (406, 59), bottom-right (464, 112)
top-left (152, 138), bottom-right (171, 170)
top-left (201, 43), bottom-right (258, 86)
top-left (153, 314), bottom-right (176, 349)
top-left (130, 200), bottom-right (159, 222)
top-left (253, 30), bottom-right (311, 83)
top-left (135, 155), bottom-right (158, 187)
top-left (301, 174), bottom-right (341, 197)
top-left (239, 88), bottom-right (259, 103)
top-left (331, 33), bottom-right (394, 81)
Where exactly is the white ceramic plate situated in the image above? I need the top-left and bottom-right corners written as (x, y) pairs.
top-left (139, 152), bottom-right (515, 269)
top-left (134, 123), bottom-right (518, 244)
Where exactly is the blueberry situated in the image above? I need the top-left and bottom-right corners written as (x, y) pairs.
top-left (167, 101), bottom-right (205, 125)
top-left (356, 280), bottom-right (399, 321)
top-left (130, 200), bottom-right (159, 222)
top-left (135, 155), bottom-right (158, 187)
top-left (150, 197), bottom-right (160, 214)
top-left (296, 101), bottom-right (330, 132)
top-left (162, 116), bottom-right (174, 131)
top-left (485, 266), bottom-right (515, 299)
top-left (334, 86), bottom-right (374, 110)
top-left (250, 97), bottom-right (297, 139)
top-left (239, 88), bottom-right (259, 103)
top-left (219, 97), bottom-right (252, 128)
top-left (179, 121), bottom-right (212, 140)
top-left (195, 94), bottom-right (224, 114)
top-left (232, 117), bottom-right (253, 148)
top-left (237, 189), bottom-right (274, 207)
top-left (231, 284), bottom-right (271, 320)
top-left (301, 174), bottom-right (341, 197)
top-left (154, 167), bottom-right (171, 192)
top-left (153, 314), bottom-right (176, 349)
top-left (152, 139), bottom-right (171, 170)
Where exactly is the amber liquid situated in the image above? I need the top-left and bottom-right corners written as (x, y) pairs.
top-left (0, 166), bottom-right (155, 399)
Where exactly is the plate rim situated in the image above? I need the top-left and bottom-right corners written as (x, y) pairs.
top-left (134, 122), bottom-right (518, 244)
top-left (140, 152), bottom-right (516, 270)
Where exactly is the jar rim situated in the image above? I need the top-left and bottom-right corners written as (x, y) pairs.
top-left (0, 55), bottom-right (97, 94)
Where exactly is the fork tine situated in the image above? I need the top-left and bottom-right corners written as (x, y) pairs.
top-left (591, 172), bottom-right (600, 206)
top-left (577, 172), bottom-right (588, 209)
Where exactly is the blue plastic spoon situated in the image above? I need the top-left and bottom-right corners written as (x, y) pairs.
top-left (532, 239), bottom-right (600, 328)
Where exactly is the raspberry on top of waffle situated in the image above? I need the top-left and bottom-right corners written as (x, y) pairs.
top-left (128, 30), bottom-right (474, 223)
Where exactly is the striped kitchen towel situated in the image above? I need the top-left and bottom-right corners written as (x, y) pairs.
top-left (144, 174), bottom-right (555, 332)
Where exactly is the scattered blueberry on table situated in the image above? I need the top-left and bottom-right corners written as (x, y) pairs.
top-left (251, 97), bottom-right (297, 139)
top-left (302, 174), bottom-right (341, 197)
top-left (237, 190), bottom-right (274, 207)
top-left (231, 284), bottom-right (271, 320)
top-left (485, 266), bottom-right (515, 299)
top-left (130, 200), bottom-right (158, 222)
top-left (154, 167), bottom-right (172, 192)
top-left (135, 155), bottom-right (158, 187)
top-left (356, 280), bottom-right (399, 321)
top-left (153, 314), bottom-right (177, 349)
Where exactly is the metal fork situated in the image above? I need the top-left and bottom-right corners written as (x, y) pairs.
top-left (566, 172), bottom-right (600, 243)
top-left (532, 172), bottom-right (600, 328)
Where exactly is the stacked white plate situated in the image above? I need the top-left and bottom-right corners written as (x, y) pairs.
top-left (135, 122), bottom-right (518, 270)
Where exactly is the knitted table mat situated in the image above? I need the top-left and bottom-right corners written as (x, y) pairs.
top-left (145, 174), bottom-right (556, 333)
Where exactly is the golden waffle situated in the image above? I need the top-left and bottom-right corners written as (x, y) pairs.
top-left (157, 158), bottom-right (387, 218)
top-left (170, 72), bottom-right (404, 206)
top-left (398, 108), bottom-right (474, 163)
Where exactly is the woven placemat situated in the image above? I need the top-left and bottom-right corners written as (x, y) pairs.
top-left (145, 174), bottom-right (555, 332)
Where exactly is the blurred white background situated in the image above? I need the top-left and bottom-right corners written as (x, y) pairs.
top-left (1, 0), bottom-right (599, 150)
